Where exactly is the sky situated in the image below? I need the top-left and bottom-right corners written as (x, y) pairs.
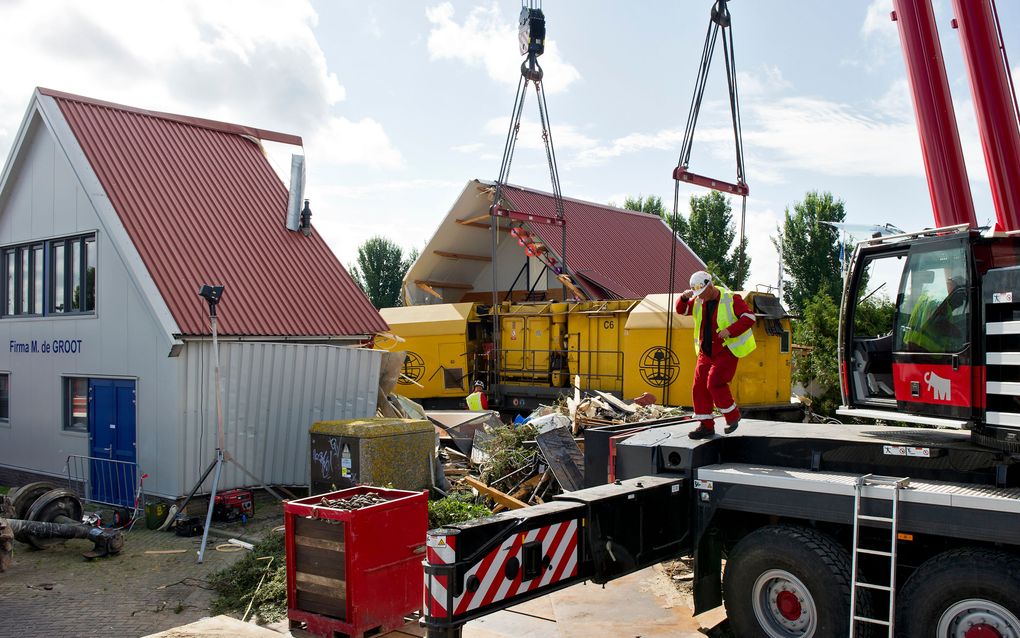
top-left (0, 0), bottom-right (1017, 296)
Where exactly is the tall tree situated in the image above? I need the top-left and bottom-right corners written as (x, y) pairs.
top-left (350, 236), bottom-right (416, 309)
top-left (677, 191), bottom-right (750, 289)
top-left (621, 194), bottom-right (684, 235)
top-left (773, 191), bottom-right (848, 313)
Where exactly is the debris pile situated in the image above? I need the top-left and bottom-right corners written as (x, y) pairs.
top-left (318, 493), bottom-right (388, 511)
top-left (415, 386), bottom-right (690, 521)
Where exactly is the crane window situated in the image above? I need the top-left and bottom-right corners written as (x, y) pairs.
top-left (894, 247), bottom-right (969, 354)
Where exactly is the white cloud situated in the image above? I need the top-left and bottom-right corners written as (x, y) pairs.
top-left (316, 178), bottom-right (461, 200)
top-left (452, 142), bottom-right (485, 154)
top-left (425, 2), bottom-right (580, 94)
top-left (743, 96), bottom-right (921, 177)
top-left (861, 0), bottom-right (895, 40)
top-left (738, 65), bottom-right (792, 96)
top-left (574, 128), bottom-right (683, 165)
top-left (307, 116), bottom-right (403, 170)
top-left (0, 0), bottom-right (401, 176)
top-left (483, 116), bottom-right (596, 151)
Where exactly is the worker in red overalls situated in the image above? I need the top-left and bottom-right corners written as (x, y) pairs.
top-left (676, 270), bottom-right (757, 439)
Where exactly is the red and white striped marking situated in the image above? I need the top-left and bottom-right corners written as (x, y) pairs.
top-left (426, 533), bottom-right (456, 618)
top-left (452, 519), bottom-right (579, 617)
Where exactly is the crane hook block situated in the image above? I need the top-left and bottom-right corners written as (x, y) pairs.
top-left (519, 6), bottom-right (546, 57)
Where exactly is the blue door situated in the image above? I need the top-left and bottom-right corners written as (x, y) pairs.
top-left (88, 379), bottom-right (137, 507)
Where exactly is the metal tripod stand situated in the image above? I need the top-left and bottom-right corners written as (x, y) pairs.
top-left (177, 284), bottom-right (284, 563)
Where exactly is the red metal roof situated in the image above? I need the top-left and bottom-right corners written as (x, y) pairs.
top-left (498, 184), bottom-right (707, 299)
top-left (42, 88), bottom-right (387, 337)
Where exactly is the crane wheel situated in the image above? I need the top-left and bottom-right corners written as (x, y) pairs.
top-left (896, 548), bottom-right (1020, 638)
top-left (723, 525), bottom-right (863, 638)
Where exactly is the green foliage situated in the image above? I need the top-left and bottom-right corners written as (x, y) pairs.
top-left (350, 236), bottom-right (417, 309)
top-left (676, 191), bottom-right (750, 289)
top-left (793, 291), bottom-right (896, 416)
top-left (428, 495), bottom-right (492, 529)
top-left (479, 424), bottom-right (538, 493)
top-left (792, 291), bottom-right (841, 415)
top-left (774, 191), bottom-right (849, 313)
top-left (622, 194), bottom-right (667, 217)
top-left (209, 532), bottom-right (287, 623)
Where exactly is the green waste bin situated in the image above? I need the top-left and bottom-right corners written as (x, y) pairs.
top-left (309, 418), bottom-right (434, 495)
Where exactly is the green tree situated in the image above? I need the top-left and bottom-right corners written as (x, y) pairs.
top-left (774, 191), bottom-right (849, 313)
top-left (350, 237), bottom-right (417, 309)
top-left (677, 191), bottom-right (750, 289)
top-left (793, 290), bottom-right (896, 416)
top-left (621, 194), bottom-right (685, 235)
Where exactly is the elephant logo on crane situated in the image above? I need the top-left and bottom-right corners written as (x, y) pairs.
top-left (924, 371), bottom-right (951, 401)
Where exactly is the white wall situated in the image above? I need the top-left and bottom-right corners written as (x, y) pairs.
top-left (177, 341), bottom-right (381, 495)
top-left (0, 113), bottom-right (182, 495)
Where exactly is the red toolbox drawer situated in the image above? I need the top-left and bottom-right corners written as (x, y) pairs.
top-left (284, 486), bottom-right (427, 638)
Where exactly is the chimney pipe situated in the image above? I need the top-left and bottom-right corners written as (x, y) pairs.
top-left (300, 200), bottom-right (312, 237)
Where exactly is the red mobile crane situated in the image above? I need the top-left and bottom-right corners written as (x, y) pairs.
top-left (423, 2), bottom-right (1020, 637)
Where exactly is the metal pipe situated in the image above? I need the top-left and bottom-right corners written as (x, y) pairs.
top-left (950, 0), bottom-right (1020, 231)
top-left (891, 0), bottom-right (978, 228)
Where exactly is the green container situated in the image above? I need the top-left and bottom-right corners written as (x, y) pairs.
top-left (145, 501), bottom-right (168, 530)
top-left (309, 418), bottom-right (434, 495)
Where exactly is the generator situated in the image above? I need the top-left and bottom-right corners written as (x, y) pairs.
top-left (212, 488), bottom-right (254, 523)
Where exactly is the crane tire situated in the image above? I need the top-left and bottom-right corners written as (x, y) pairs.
top-left (896, 548), bottom-right (1020, 638)
top-left (723, 525), bottom-right (862, 638)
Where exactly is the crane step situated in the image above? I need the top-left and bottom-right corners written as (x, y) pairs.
top-left (856, 548), bottom-right (893, 557)
top-left (855, 582), bottom-right (893, 592)
top-left (857, 515), bottom-right (894, 523)
top-left (854, 616), bottom-right (891, 626)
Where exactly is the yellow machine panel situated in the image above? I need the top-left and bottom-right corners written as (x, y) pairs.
top-left (499, 303), bottom-right (557, 384)
top-left (567, 300), bottom-right (634, 393)
top-left (378, 303), bottom-right (477, 400)
top-left (377, 291), bottom-right (795, 415)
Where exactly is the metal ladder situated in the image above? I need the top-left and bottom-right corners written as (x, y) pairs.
top-left (849, 474), bottom-right (911, 637)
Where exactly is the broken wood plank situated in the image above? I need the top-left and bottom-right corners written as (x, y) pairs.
top-left (593, 390), bottom-right (638, 415)
top-left (458, 212), bottom-right (493, 225)
top-left (464, 476), bottom-right (527, 510)
top-left (415, 281), bottom-right (443, 299)
top-left (415, 279), bottom-right (473, 290)
top-left (434, 250), bottom-right (491, 262)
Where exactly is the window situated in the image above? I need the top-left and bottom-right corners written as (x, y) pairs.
top-left (0, 374), bottom-right (8, 425)
top-left (64, 377), bottom-right (88, 432)
top-left (51, 234), bottom-right (96, 314)
top-left (0, 233), bottom-right (96, 318)
top-left (894, 246), bottom-right (969, 354)
top-left (1, 242), bottom-right (45, 316)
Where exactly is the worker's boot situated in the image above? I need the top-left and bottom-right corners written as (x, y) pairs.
top-left (725, 419), bottom-right (740, 434)
top-left (689, 424), bottom-right (715, 439)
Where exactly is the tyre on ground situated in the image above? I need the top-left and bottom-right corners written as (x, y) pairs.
top-left (896, 547), bottom-right (1020, 638)
top-left (723, 524), bottom-right (860, 638)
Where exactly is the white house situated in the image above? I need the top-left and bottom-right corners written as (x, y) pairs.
top-left (0, 88), bottom-right (388, 500)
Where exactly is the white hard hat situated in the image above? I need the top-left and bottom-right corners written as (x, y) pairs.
top-left (689, 270), bottom-right (713, 297)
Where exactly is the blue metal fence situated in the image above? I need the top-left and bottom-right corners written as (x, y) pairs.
top-left (66, 455), bottom-right (139, 509)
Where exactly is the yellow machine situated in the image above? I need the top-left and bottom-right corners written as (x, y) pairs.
top-left (377, 292), bottom-right (797, 418)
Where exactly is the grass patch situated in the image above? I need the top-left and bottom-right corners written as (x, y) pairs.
top-left (0, 486), bottom-right (9, 495)
top-left (428, 494), bottom-right (491, 529)
top-left (209, 532), bottom-right (286, 623)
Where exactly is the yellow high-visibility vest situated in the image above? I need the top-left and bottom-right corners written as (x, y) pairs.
top-left (692, 286), bottom-right (757, 358)
top-left (466, 391), bottom-right (485, 410)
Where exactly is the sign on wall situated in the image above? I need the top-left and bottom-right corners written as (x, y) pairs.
top-left (9, 339), bottom-right (83, 354)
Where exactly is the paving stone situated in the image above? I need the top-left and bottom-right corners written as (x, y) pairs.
top-left (1, 493), bottom-right (285, 637)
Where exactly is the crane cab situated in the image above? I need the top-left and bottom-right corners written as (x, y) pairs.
top-left (839, 225), bottom-right (1020, 450)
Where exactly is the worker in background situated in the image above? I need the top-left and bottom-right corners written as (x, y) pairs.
top-left (676, 270), bottom-right (757, 439)
top-left (466, 380), bottom-right (489, 410)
